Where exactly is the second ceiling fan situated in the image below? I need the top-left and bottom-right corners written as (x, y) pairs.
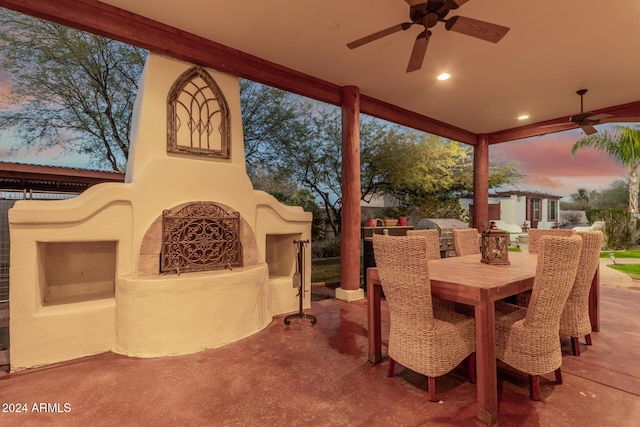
top-left (346, 0), bottom-right (510, 72)
top-left (541, 89), bottom-right (640, 136)
top-left (568, 89), bottom-right (640, 135)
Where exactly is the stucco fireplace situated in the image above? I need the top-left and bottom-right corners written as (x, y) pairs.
top-left (8, 54), bottom-right (312, 370)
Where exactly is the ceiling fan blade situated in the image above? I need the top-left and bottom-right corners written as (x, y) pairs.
top-left (581, 125), bottom-right (598, 135)
top-left (404, 0), bottom-right (426, 6)
top-left (570, 112), bottom-right (595, 123)
top-left (406, 30), bottom-right (430, 72)
top-left (445, 0), bottom-right (470, 9)
top-left (445, 16), bottom-right (510, 43)
top-left (586, 113), bottom-right (614, 122)
top-left (598, 116), bottom-right (640, 124)
top-left (347, 22), bottom-right (413, 49)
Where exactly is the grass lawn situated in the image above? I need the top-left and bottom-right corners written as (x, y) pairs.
top-left (311, 257), bottom-right (364, 284)
top-left (603, 249), bottom-right (640, 279)
top-left (600, 249), bottom-right (640, 258)
top-left (609, 264), bottom-right (640, 280)
top-left (600, 249), bottom-right (640, 280)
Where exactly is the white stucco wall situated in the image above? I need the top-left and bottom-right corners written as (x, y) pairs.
top-left (9, 54), bottom-right (311, 370)
top-left (498, 195), bottom-right (527, 226)
top-left (460, 194), bottom-right (561, 231)
top-left (361, 193), bottom-right (400, 208)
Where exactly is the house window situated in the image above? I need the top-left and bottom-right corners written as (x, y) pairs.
top-left (533, 199), bottom-right (541, 221)
top-left (548, 199), bottom-right (558, 221)
top-left (167, 66), bottom-right (231, 159)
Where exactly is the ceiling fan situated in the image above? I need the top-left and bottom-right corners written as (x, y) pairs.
top-left (565, 89), bottom-right (640, 135)
top-left (346, 0), bottom-right (510, 73)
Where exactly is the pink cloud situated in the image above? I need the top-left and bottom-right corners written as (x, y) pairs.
top-left (491, 127), bottom-right (628, 198)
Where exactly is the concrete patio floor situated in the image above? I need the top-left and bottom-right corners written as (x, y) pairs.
top-left (1, 268), bottom-right (639, 426)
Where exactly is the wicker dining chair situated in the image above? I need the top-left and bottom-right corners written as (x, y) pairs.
top-left (406, 229), bottom-right (456, 311)
top-left (495, 235), bottom-right (582, 401)
top-left (516, 228), bottom-right (577, 306)
top-left (560, 231), bottom-right (603, 356)
top-left (527, 228), bottom-right (575, 253)
top-left (452, 228), bottom-right (480, 256)
top-left (406, 229), bottom-right (442, 260)
top-left (372, 234), bottom-right (476, 402)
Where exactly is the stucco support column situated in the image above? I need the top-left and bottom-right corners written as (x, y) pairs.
top-left (473, 135), bottom-right (489, 231)
top-left (336, 85), bottom-right (364, 302)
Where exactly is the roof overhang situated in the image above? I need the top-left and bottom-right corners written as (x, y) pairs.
top-left (1, 0), bottom-right (639, 146)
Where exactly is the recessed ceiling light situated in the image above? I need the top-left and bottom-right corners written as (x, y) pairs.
top-left (517, 115), bottom-right (530, 120)
top-left (437, 73), bottom-right (450, 81)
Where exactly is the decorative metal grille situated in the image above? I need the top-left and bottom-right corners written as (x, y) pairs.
top-left (167, 67), bottom-right (231, 159)
top-left (161, 202), bottom-right (242, 274)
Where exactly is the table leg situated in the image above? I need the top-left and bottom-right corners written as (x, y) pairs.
top-left (475, 292), bottom-right (499, 426)
top-left (367, 270), bottom-right (382, 363)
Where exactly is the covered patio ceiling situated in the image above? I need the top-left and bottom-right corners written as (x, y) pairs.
top-left (1, 0), bottom-right (639, 146)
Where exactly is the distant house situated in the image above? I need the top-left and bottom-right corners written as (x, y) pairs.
top-left (360, 193), bottom-right (401, 222)
top-left (460, 190), bottom-right (562, 230)
top-left (361, 190), bottom-right (563, 231)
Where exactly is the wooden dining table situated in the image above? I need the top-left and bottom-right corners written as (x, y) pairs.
top-left (367, 251), bottom-right (600, 426)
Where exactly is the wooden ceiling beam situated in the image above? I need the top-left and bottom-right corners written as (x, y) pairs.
top-left (488, 100), bottom-right (640, 144)
top-left (360, 95), bottom-right (477, 145)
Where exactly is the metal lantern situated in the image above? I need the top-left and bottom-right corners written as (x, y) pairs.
top-left (481, 227), bottom-right (510, 265)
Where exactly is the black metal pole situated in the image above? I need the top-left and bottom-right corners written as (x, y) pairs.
top-left (284, 239), bottom-right (317, 325)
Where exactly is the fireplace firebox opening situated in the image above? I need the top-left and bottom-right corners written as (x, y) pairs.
top-left (160, 202), bottom-right (242, 274)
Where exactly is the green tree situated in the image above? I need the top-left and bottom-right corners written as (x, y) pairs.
top-left (368, 132), bottom-right (473, 202)
top-left (572, 126), bottom-right (640, 215)
top-left (249, 166), bottom-right (298, 196)
top-left (240, 79), bottom-right (310, 170)
top-left (572, 187), bottom-right (591, 205)
top-left (0, 8), bottom-right (147, 171)
top-left (372, 133), bottom-right (523, 203)
top-left (564, 187), bottom-right (597, 210)
top-left (261, 104), bottom-right (523, 234)
top-left (593, 179), bottom-right (629, 210)
top-left (282, 107), bottom-right (344, 236)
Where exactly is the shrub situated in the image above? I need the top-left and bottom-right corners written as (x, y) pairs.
top-left (311, 237), bottom-right (341, 259)
top-left (562, 211), bottom-right (583, 225)
top-left (585, 209), bottom-right (602, 224)
top-left (598, 209), bottom-right (640, 250)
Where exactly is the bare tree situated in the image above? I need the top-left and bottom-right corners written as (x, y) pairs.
top-left (0, 8), bottom-right (146, 171)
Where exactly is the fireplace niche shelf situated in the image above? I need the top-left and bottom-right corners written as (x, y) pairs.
top-left (265, 233), bottom-right (298, 279)
top-left (39, 241), bottom-right (117, 306)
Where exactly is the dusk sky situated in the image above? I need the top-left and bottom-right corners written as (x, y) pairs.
top-left (490, 124), bottom-right (628, 200)
top-left (0, 67), bottom-right (103, 169)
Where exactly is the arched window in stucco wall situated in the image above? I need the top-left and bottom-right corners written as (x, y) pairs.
top-left (167, 67), bottom-right (230, 159)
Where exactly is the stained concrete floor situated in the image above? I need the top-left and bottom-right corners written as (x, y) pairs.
top-left (1, 283), bottom-right (640, 426)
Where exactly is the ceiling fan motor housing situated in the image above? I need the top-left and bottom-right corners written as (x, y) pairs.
top-left (410, 2), bottom-right (451, 27)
